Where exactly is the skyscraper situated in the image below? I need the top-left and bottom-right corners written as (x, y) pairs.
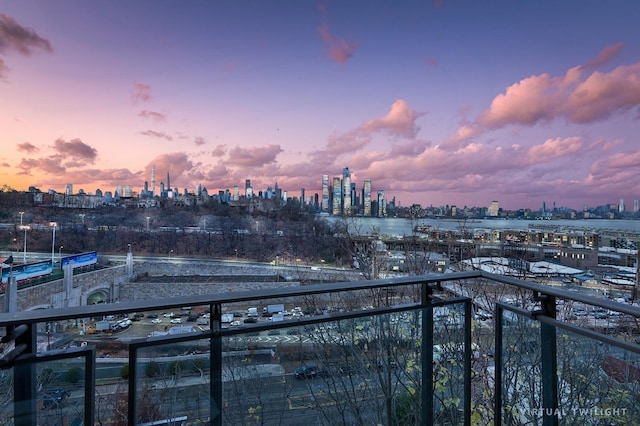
top-left (377, 190), bottom-right (386, 217)
top-left (363, 179), bottom-right (371, 216)
top-left (151, 166), bottom-right (156, 197)
top-left (321, 175), bottom-right (329, 212)
top-left (332, 177), bottom-right (341, 215)
top-left (342, 167), bottom-right (351, 215)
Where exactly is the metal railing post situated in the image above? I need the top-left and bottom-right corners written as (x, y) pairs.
top-left (538, 294), bottom-right (559, 426)
top-left (421, 281), bottom-right (434, 424)
top-left (14, 323), bottom-right (37, 426)
top-left (211, 303), bottom-right (223, 426)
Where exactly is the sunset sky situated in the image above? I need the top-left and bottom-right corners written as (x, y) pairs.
top-left (1, 1), bottom-right (640, 210)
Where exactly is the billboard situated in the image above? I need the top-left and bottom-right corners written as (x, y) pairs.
top-left (1, 260), bottom-right (53, 284)
top-left (61, 251), bottom-right (97, 269)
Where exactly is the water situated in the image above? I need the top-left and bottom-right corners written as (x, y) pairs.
top-left (324, 217), bottom-right (640, 237)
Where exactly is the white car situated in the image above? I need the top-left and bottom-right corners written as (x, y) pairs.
top-left (163, 313), bottom-right (175, 318)
top-left (170, 318), bottom-right (182, 324)
top-left (151, 318), bottom-right (163, 324)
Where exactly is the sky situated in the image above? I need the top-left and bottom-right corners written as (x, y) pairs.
top-left (1, 1), bottom-right (640, 211)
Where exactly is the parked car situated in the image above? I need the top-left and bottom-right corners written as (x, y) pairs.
top-left (151, 318), bottom-right (163, 324)
top-left (170, 318), bottom-right (182, 324)
top-left (294, 363), bottom-right (329, 379)
top-left (147, 313), bottom-right (158, 319)
top-left (41, 388), bottom-right (68, 409)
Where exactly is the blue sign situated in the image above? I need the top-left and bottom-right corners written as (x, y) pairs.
top-left (1, 260), bottom-right (53, 283)
top-left (61, 251), bottom-right (97, 269)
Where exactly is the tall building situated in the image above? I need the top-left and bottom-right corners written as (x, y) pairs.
top-left (332, 177), bottom-right (342, 215)
top-left (619, 198), bottom-right (625, 213)
top-left (363, 179), bottom-right (371, 216)
top-left (321, 175), bottom-right (329, 212)
top-left (151, 165), bottom-right (156, 197)
top-left (65, 184), bottom-right (73, 196)
top-left (300, 188), bottom-right (305, 209)
top-left (166, 172), bottom-right (171, 192)
top-left (488, 201), bottom-right (499, 217)
top-left (634, 199), bottom-right (639, 213)
top-left (342, 167), bottom-right (351, 215)
top-left (377, 190), bottom-right (386, 217)
top-left (245, 180), bottom-right (252, 197)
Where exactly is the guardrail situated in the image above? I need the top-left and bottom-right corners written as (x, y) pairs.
top-left (1, 271), bottom-right (639, 425)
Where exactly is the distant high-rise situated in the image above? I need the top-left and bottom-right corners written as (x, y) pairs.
top-left (363, 179), bottom-right (371, 216)
top-left (300, 188), bottom-right (305, 209)
top-left (377, 190), bottom-right (386, 217)
top-left (342, 167), bottom-right (351, 215)
top-left (332, 177), bottom-right (341, 215)
top-left (151, 166), bottom-right (156, 197)
top-left (166, 172), bottom-right (171, 192)
top-left (321, 175), bottom-right (329, 212)
top-left (65, 184), bottom-right (73, 196)
top-left (245, 179), bottom-right (252, 197)
top-left (619, 198), bottom-right (625, 213)
top-left (634, 199), bottom-right (639, 213)
top-left (488, 201), bottom-right (499, 217)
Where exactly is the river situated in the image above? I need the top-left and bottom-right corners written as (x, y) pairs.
top-left (323, 216), bottom-right (640, 237)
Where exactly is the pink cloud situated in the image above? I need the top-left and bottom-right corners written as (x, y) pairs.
top-left (447, 44), bottom-right (640, 148)
top-left (389, 140), bottom-right (429, 157)
top-left (527, 137), bottom-right (584, 163)
top-left (138, 110), bottom-right (166, 122)
top-left (227, 144), bottom-right (283, 167)
top-left (580, 42), bottom-right (623, 71)
top-left (362, 99), bottom-right (424, 138)
top-left (17, 142), bottom-right (39, 153)
top-left (194, 136), bottom-right (205, 146)
top-left (52, 138), bottom-right (98, 162)
top-left (441, 123), bottom-right (483, 150)
top-left (131, 81), bottom-right (151, 103)
top-left (0, 14), bottom-right (52, 55)
top-left (140, 130), bottom-right (172, 141)
top-left (0, 59), bottom-right (7, 80)
top-left (210, 144), bottom-right (227, 157)
top-left (318, 3), bottom-right (359, 63)
top-left (563, 63), bottom-right (640, 123)
top-left (0, 13), bottom-right (52, 79)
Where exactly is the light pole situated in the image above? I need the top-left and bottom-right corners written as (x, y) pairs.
top-left (169, 249), bottom-right (174, 260)
top-left (58, 245), bottom-right (63, 261)
top-left (19, 211), bottom-right (24, 226)
top-left (146, 216), bottom-right (150, 231)
top-left (50, 222), bottom-right (57, 265)
top-left (19, 225), bottom-right (30, 263)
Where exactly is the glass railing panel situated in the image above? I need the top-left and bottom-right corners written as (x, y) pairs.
top-left (34, 358), bottom-right (88, 425)
top-left (432, 301), bottom-right (469, 425)
top-left (221, 310), bottom-right (424, 425)
top-left (0, 366), bottom-right (14, 424)
top-left (133, 338), bottom-right (212, 425)
top-left (498, 306), bottom-right (543, 424)
top-left (556, 329), bottom-right (640, 424)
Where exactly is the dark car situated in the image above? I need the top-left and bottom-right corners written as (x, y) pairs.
top-left (147, 313), bottom-right (158, 319)
top-left (294, 363), bottom-right (329, 379)
top-left (41, 388), bottom-right (68, 409)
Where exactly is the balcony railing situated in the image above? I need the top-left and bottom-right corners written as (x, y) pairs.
top-left (1, 271), bottom-right (640, 425)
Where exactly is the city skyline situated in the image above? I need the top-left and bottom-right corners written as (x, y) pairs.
top-left (2, 1), bottom-right (640, 210)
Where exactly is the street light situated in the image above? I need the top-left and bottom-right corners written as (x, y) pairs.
top-left (50, 222), bottom-right (57, 265)
top-left (59, 245), bottom-right (63, 262)
top-left (146, 216), bottom-right (150, 231)
top-left (169, 249), bottom-right (174, 260)
top-left (19, 211), bottom-right (24, 226)
top-left (19, 225), bottom-right (30, 263)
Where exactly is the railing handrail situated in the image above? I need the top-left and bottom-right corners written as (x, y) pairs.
top-left (2, 269), bottom-right (639, 327)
